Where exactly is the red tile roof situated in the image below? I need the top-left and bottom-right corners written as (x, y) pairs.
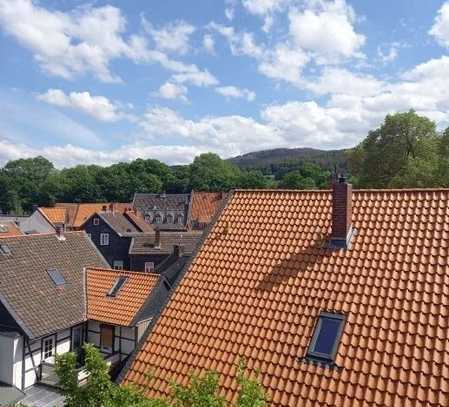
top-left (39, 207), bottom-right (67, 224)
top-left (122, 188), bottom-right (449, 406)
top-left (189, 192), bottom-right (226, 228)
top-left (86, 267), bottom-right (160, 326)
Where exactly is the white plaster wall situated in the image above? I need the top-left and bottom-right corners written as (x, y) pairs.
top-left (56, 331), bottom-right (71, 354)
top-left (13, 336), bottom-right (23, 389)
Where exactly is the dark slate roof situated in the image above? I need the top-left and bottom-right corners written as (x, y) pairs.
top-left (0, 232), bottom-right (108, 339)
top-left (99, 212), bottom-right (142, 236)
top-left (157, 254), bottom-right (191, 286)
top-left (133, 193), bottom-right (190, 212)
top-left (129, 231), bottom-right (202, 255)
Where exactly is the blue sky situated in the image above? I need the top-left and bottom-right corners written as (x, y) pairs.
top-left (1, 0), bottom-right (449, 167)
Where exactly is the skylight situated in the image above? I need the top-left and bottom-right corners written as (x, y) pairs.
top-left (0, 244), bottom-right (11, 255)
top-left (307, 312), bottom-right (345, 362)
top-left (47, 268), bottom-right (66, 287)
top-left (107, 276), bottom-right (128, 297)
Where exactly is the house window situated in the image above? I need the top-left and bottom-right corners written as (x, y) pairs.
top-left (100, 233), bottom-right (109, 246)
top-left (154, 213), bottom-right (163, 224)
top-left (307, 312), bottom-right (345, 362)
top-left (144, 262), bottom-right (154, 273)
top-left (93, 218), bottom-right (100, 226)
top-left (166, 213), bottom-right (174, 223)
top-left (113, 260), bottom-right (124, 270)
top-left (43, 337), bottom-right (54, 360)
top-left (86, 233), bottom-right (92, 240)
top-left (100, 325), bottom-right (114, 353)
top-left (176, 214), bottom-right (184, 224)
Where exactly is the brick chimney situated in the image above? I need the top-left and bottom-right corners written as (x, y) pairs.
top-left (330, 174), bottom-right (353, 248)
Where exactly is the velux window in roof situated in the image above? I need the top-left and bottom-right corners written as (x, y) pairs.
top-left (307, 312), bottom-right (345, 362)
top-left (47, 268), bottom-right (66, 287)
top-left (0, 244), bottom-right (11, 255)
top-left (107, 276), bottom-right (128, 297)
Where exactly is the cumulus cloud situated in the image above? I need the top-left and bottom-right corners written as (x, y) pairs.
top-left (172, 70), bottom-right (219, 87)
top-left (288, 0), bottom-right (365, 64)
top-left (153, 82), bottom-right (188, 102)
top-left (429, 1), bottom-right (449, 48)
top-left (215, 86), bottom-right (256, 101)
top-left (142, 18), bottom-right (195, 55)
top-left (37, 89), bottom-right (126, 121)
top-left (0, 0), bottom-right (214, 85)
top-left (377, 42), bottom-right (401, 64)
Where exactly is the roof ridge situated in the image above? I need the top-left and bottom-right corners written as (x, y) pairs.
top-left (86, 267), bottom-right (160, 278)
top-left (233, 187), bottom-right (449, 193)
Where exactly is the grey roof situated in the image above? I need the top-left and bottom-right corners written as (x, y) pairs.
top-left (0, 232), bottom-right (108, 339)
top-left (133, 193), bottom-right (190, 212)
top-left (99, 212), bottom-right (142, 236)
top-left (129, 231), bottom-right (202, 255)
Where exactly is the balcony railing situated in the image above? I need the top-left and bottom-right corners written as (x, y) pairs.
top-left (39, 352), bottom-right (120, 388)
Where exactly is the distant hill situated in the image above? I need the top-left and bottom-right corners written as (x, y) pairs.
top-left (228, 147), bottom-right (349, 172)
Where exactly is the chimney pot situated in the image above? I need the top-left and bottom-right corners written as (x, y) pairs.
top-left (331, 175), bottom-right (353, 248)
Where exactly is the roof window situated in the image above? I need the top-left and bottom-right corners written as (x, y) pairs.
top-left (307, 312), bottom-right (345, 362)
top-left (107, 276), bottom-right (128, 297)
top-left (0, 224), bottom-right (9, 233)
top-left (47, 267), bottom-right (66, 287)
top-left (0, 244), bottom-right (11, 255)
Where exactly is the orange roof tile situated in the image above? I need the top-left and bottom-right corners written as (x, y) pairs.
top-left (0, 221), bottom-right (23, 237)
top-left (122, 188), bottom-right (449, 406)
top-left (189, 191), bottom-right (226, 227)
top-left (86, 267), bottom-right (160, 326)
top-left (39, 207), bottom-right (67, 224)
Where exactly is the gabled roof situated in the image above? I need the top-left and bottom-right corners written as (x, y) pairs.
top-left (0, 232), bottom-right (108, 339)
top-left (39, 207), bottom-right (67, 225)
top-left (86, 267), bottom-right (161, 326)
top-left (98, 212), bottom-right (143, 236)
top-left (122, 189), bottom-right (449, 406)
top-left (129, 231), bottom-right (202, 255)
top-left (0, 221), bottom-right (23, 238)
top-left (189, 192), bottom-right (227, 228)
top-left (55, 203), bottom-right (130, 228)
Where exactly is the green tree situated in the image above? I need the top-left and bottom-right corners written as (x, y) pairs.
top-left (56, 346), bottom-right (267, 407)
top-left (349, 110), bottom-right (438, 188)
top-left (189, 153), bottom-right (240, 192)
top-left (237, 170), bottom-right (273, 189)
top-left (279, 171), bottom-right (316, 189)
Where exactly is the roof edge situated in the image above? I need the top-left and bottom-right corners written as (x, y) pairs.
top-left (0, 293), bottom-right (34, 339)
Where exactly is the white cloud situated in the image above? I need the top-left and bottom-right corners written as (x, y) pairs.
top-left (242, 0), bottom-right (288, 15)
top-left (215, 86), bottom-right (256, 101)
top-left (303, 68), bottom-right (384, 97)
top-left (430, 2), bottom-right (449, 48)
top-left (172, 70), bottom-right (219, 87)
top-left (153, 82), bottom-right (188, 102)
top-left (0, 0), bottom-right (215, 85)
top-left (37, 89), bottom-right (125, 121)
top-left (203, 34), bottom-right (215, 54)
top-left (142, 18), bottom-right (195, 55)
top-left (289, 0), bottom-right (365, 64)
top-left (377, 42), bottom-right (401, 64)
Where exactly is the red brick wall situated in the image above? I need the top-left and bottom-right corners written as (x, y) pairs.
top-left (331, 180), bottom-right (352, 240)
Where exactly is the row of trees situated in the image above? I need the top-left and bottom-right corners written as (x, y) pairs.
top-left (0, 152), bottom-right (329, 214)
top-left (55, 344), bottom-right (266, 407)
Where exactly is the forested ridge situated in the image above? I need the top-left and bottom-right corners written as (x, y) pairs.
top-left (2, 111), bottom-right (449, 215)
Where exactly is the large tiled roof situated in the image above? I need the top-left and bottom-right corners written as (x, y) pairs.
top-left (129, 231), bottom-right (202, 255)
top-left (86, 267), bottom-right (161, 326)
top-left (122, 189), bottom-right (449, 406)
top-left (189, 192), bottom-right (227, 228)
top-left (0, 232), bottom-right (108, 339)
top-left (0, 221), bottom-right (23, 238)
top-left (39, 207), bottom-right (67, 224)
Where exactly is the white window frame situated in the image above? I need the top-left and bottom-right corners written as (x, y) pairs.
top-left (113, 260), bottom-right (124, 270)
top-left (144, 262), bottom-right (155, 273)
top-left (93, 217), bottom-right (100, 226)
top-left (43, 337), bottom-right (54, 360)
top-left (100, 233), bottom-right (109, 246)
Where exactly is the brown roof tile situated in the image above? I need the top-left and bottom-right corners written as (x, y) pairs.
top-left (129, 231), bottom-right (202, 255)
top-left (86, 267), bottom-right (160, 326)
top-left (122, 189), bottom-right (449, 406)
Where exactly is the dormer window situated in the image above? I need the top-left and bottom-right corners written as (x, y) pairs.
top-left (307, 312), bottom-right (345, 362)
top-left (166, 213), bottom-right (174, 224)
top-left (176, 214), bottom-right (184, 224)
top-left (155, 213), bottom-right (163, 224)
